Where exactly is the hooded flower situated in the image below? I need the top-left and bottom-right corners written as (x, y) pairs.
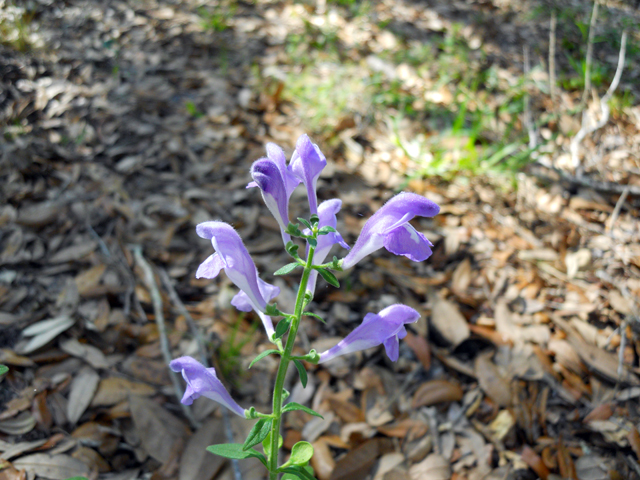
top-left (306, 198), bottom-right (349, 294)
top-left (290, 134), bottom-right (327, 215)
top-left (248, 143), bottom-right (301, 246)
top-left (170, 356), bottom-right (245, 416)
top-left (196, 221), bottom-right (278, 338)
top-left (341, 192), bottom-right (439, 270)
top-left (318, 304), bottom-right (420, 363)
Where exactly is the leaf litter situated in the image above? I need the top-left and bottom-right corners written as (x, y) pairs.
top-left (1, 0), bottom-right (640, 479)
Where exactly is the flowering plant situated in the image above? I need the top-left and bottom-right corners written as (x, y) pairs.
top-left (171, 134), bottom-right (439, 480)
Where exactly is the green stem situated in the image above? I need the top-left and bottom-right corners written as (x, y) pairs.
top-left (268, 245), bottom-right (315, 479)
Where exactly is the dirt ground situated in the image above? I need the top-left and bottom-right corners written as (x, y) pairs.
top-left (1, 1), bottom-right (640, 479)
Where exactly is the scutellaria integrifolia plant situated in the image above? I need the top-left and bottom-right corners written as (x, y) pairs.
top-left (171, 135), bottom-right (440, 480)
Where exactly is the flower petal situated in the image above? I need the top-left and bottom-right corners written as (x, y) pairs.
top-left (169, 356), bottom-right (245, 416)
top-left (290, 134), bottom-right (327, 214)
top-left (195, 253), bottom-right (225, 279)
top-left (383, 336), bottom-right (399, 362)
top-left (317, 305), bottom-right (420, 363)
top-left (383, 224), bottom-right (433, 262)
top-left (341, 192), bottom-right (439, 269)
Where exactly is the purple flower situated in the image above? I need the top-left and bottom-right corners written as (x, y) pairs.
top-left (306, 199), bottom-right (349, 294)
top-left (290, 134), bottom-right (327, 215)
top-left (196, 221), bottom-right (278, 338)
top-left (248, 143), bottom-right (301, 245)
top-left (318, 304), bottom-right (420, 363)
top-left (341, 192), bottom-right (439, 270)
top-left (170, 356), bottom-right (245, 416)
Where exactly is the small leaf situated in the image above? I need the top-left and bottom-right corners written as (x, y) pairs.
top-left (307, 237), bottom-right (317, 248)
top-left (286, 441), bottom-right (314, 466)
top-left (317, 269), bottom-right (339, 288)
top-left (265, 303), bottom-right (283, 317)
top-left (275, 263), bottom-right (302, 276)
top-left (317, 226), bottom-right (337, 235)
top-left (297, 218), bottom-right (312, 230)
top-left (243, 419), bottom-right (272, 451)
top-left (282, 402), bottom-right (323, 419)
top-left (0, 365), bottom-right (8, 375)
top-left (286, 223), bottom-right (302, 237)
top-left (280, 466), bottom-right (317, 480)
top-left (262, 431), bottom-right (283, 458)
top-left (302, 312), bottom-right (325, 324)
top-left (249, 350), bottom-right (280, 369)
top-left (293, 359), bottom-right (308, 388)
top-left (207, 444), bottom-right (266, 466)
top-left (310, 214), bottom-right (319, 225)
top-left (275, 319), bottom-right (291, 339)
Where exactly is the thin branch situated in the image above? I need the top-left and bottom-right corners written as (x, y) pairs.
top-left (132, 245), bottom-right (200, 429)
top-left (570, 29), bottom-right (627, 169)
top-left (581, 0), bottom-right (600, 107)
top-left (523, 45), bottom-right (537, 149)
top-left (606, 186), bottom-right (630, 233)
top-left (549, 11), bottom-right (557, 104)
top-left (157, 268), bottom-right (243, 480)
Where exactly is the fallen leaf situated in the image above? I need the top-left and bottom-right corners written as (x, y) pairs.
top-left (430, 296), bottom-right (469, 347)
top-left (18, 315), bottom-right (76, 354)
top-left (311, 438), bottom-right (335, 480)
top-left (179, 417), bottom-right (227, 480)
top-left (91, 377), bottom-right (156, 406)
top-left (520, 445), bottom-right (549, 480)
top-left (67, 366), bottom-right (100, 424)
top-left (408, 453), bottom-right (450, 480)
top-left (13, 453), bottom-right (90, 480)
top-left (475, 353), bottom-right (512, 407)
top-left (412, 379), bottom-right (463, 408)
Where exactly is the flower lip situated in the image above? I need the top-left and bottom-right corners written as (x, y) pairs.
top-left (317, 304), bottom-right (420, 363)
top-left (169, 356), bottom-right (245, 416)
top-left (341, 192), bottom-right (439, 270)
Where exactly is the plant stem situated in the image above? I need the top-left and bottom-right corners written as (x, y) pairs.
top-left (268, 245), bottom-right (315, 479)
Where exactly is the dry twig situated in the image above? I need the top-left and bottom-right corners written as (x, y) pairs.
top-left (132, 245), bottom-right (200, 429)
top-left (549, 11), bottom-right (557, 103)
top-left (581, 0), bottom-right (600, 107)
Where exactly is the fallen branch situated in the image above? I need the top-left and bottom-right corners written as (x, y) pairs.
top-left (570, 29), bottom-right (628, 169)
top-left (132, 245), bottom-right (200, 429)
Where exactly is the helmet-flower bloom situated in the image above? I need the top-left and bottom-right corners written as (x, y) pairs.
top-left (196, 221), bottom-right (278, 338)
top-left (318, 304), bottom-right (420, 363)
top-left (248, 143), bottom-right (301, 246)
top-left (170, 356), bottom-right (245, 417)
top-left (306, 198), bottom-right (349, 294)
top-left (341, 192), bottom-right (439, 270)
top-left (290, 134), bottom-right (327, 215)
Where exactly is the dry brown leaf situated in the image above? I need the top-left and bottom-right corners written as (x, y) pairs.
top-left (377, 418), bottom-right (428, 440)
top-left (583, 403), bottom-right (614, 423)
top-left (328, 398), bottom-right (365, 423)
top-left (0, 411), bottom-right (36, 435)
top-left (91, 377), bottom-right (156, 406)
top-left (67, 366), bottom-right (100, 424)
top-left (330, 438), bottom-right (392, 480)
top-left (75, 263), bottom-right (107, 295)
top-left (474, 352), bottom-right (512, 407)
top-left (408, 453), bottom-right (450, 480)
top-left (60, 338), bottom-right (109, 369)
top-left (520, 445), bottom-right (549, 480)
top-left (129, 395), bottom-right (189, 464)
top-left (403, 332), bottom-right (430, 370)
top-left (311, 438), bottom-right (335, 480)
top-left (430, 296), bottom-right (469, 347)
top-left (451, 258), bottom-right (472, 295)
top-left (179, 417), bottom-right (227, 480)
top-left (373, 453), bottom-right (404, 480)
top-left (628, 426), bottom-right (640, 461)
top-left (574, 455), bottom-right (610, 480)
top-left (411, 379), bottom-right (463, 408)
top-left (557, 437), bottom-right (577, 480)
top-left (13, 453), bottom-right (91, 480)
top-left (48, 240), bottom-right (97, 263)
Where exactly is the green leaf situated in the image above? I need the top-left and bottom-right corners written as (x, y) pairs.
top-left (262, 431), bottom-right (283, 458)
top-left (249, 349), bottom-right (280, 369)
top-left (317, 268), bottom-right (339, 288)
top-left (282, 402), bottom-right (323, 419)
top-left (309, 214), bottom-right (319, 225)
top-left (280, 466), bottom-right (317, 480)
top-left (275, 262), bottom-right (302, 276)
top-left (275, 318), bottom-right (291, 339)
top-left (0, 365), bottom-right (8, 375)
top-left (207, 443), bottom-right (266, 466)
top-left (302, 312), bottom-right (325, 324)
top-left (243, 418), bottom-right (272, 451)
top-left (297, 217), bottom-right (312, 230)
top-left (317, 226), bottom-right (337, 235)
top-left (307, 237), bottom-right (317, 248)
top-left (280, 441), bottom-right (314, 469)
top-left (292, 359), bottom-right (307, 388)
top-left (286, 223), bottom-right (302, 237)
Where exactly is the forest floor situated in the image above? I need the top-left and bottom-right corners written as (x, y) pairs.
top-left (1, 0), bottom-right (640, 479)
